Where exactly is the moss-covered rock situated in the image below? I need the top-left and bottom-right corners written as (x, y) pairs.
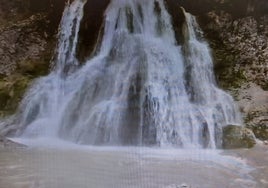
top-left (0, 74), bottom-right (32, 117)
top-left (0, 82), bottom-right (10, 109)
top-left (222, 125), bottom-right (256, 149)
top-left (17, 59), bottom-right (49, 76)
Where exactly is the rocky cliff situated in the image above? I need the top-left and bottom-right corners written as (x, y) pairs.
top-left (0, 0), bottom-right (267, 141)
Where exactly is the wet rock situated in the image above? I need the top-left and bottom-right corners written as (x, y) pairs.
top-left (0, 115), bottom-right (19, 136)
top-left (222, 125), bottom-right (256, 149)
top-left (0, 136), bottom-right (25, 148)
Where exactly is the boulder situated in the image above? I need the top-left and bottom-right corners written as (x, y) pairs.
top-left (222, 125), bottom-right (256, 149)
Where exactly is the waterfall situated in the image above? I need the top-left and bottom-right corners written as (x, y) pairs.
top-left (54, 0), bottom-right (86, 74)
top-left (9, 0), bottom-right (241, 148)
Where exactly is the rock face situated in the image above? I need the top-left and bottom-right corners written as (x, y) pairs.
top-left (0, 0), bottom-right (66, 116)
top-left (222, 125), bottom-right (256, 149)
top-left (190, 0), bottom-right (268, 141)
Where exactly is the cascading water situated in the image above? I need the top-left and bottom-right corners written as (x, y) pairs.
top-left (9, 0), bottom-right (241, 148)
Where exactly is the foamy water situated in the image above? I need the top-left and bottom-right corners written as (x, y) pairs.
top-left (1, 139), bottom-right (260, 188)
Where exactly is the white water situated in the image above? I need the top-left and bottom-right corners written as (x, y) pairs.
top-left (54, 0), bottom-right (86, 74)
top-left (9, 0), bottom-right (240, 148)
